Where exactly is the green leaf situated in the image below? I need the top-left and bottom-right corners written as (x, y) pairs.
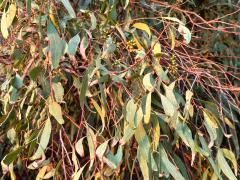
top-left (29, 66), bottom-right (42, 81)
top-left (199, 136), bottom-right (222, 180)
top-left (26, 0), bottom-right (31, 15)
top-left (142, 92), bottom-right (152, 124)
top-left (2, 147), bottom-right (23, 165)
top-left (49, 101), bottom-right (64, 124)
top-left (217, 149), bottom-right (237, 180)
top-left (60, 0), bottom-right (76, 18)
top-left (11, 74), bottom-right (23, 89)
top-left (143, 73), bottom-right (154, 92)
top-left (160, 145), bottom-right (185, 180)
top-left (75, 137), bottom-right (85, 157)
top-left (53, 82), bottom-right (64, 103)
top-left (104, 145), bottom-right (123, 169)
top-left (79, 71), bottom-right (89, 108)
top-left (173, 154), bottom-right (189, 180)
top-left (30, 118), bottom-right (52, 160)
top-left (47, 21), bottom-right (66, 69)
top-left (68, 34), bottom-right (80, 56)
top-left (133, 22), bottom-right (151, 37)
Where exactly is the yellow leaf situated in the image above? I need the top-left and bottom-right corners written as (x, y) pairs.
top-left (1, 10), bottom-right (8, 39)
top-left (6, 3), bottom-right (17, 28)
top-left (152, 41), bottom-right (161, 56)
top-left (133, 22), bottom-right (151, 37)
top-left (143, 92), bottom-right (151, 124)
top-left (36, 166), bottom-right (48, 180)
top-left (133, 35), bottom-right (143, 50)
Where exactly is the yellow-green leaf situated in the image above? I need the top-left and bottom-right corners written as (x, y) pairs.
top-left (222, 148), bottom-right (237, 175)
top-left (30, 118), bottom-right (52, 160)
top-left (49, 101), bottom-right (64, 124)
top-left (133, 22), bottom-right (151, 37)
top-left (91, 99), bottom-right (105, 132)
top-left (203, 109), bottom-right (218, 128)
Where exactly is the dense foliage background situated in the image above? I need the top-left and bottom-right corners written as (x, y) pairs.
top-left (0, 0), bottom-right (240, 179)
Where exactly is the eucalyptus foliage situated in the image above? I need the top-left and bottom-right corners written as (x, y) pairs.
top-left (0, 0), bottom-right (239, 179)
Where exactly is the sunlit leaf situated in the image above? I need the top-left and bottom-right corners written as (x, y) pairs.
top-left (1, 10), bottom-right (9, 39)
top-left (133, 22), bottom-right (151, 37)
top-left (96, 140), bottom-right (109, 160)
top-left (75, 137), bottom-right (85, 157)
top-left (143, 73), bottom-right (154, 92)
top-left (49, 101), bottom-right (64, 124)
top-left (126, 98), bottom-right (137, 127)
top-left (217, 149), bottom-right (237, 180)
top-left (6, 3), bottom-right (17, 28)
top-left (142, 92), bottom-right (152, 124)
